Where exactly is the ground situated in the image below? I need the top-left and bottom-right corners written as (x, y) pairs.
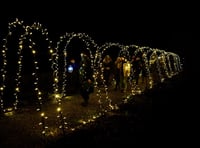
top-left (0, 71), bottom-right (187, 147)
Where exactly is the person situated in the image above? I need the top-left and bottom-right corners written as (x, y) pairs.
top-left (122, 58), bottom-right (131, 93)
top-left (140, 53), bottom-right (149, 90)
top-left (79, 53), bottom-right (94, 106)
top-left (114, 57), bottom-right (122, 91)
top-left (131, 55), bottom-right (142, 86)
top-left (79, 78), bottom-right (94, 106)
top-left (67, 58), bottom-right (80, 94)
top-left (102, 55), bottom-right (113, 86)
top-left (114, 56), bottom-right (129, 92)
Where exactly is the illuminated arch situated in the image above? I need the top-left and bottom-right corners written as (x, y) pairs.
top-left (54, 32), bottom-right (98, 97)
top-left (51, 32), bottom-right (99, 132)
top-left (96, 43), bottom-right (134, 110)
top-left (0, 18), bottom-right (184, 136)
top-left (166, 52), bottom-right (182, 76)
top-left (17, 22), bottom-right (54, 135)
top-left (0, 18), bottom-right (25, 112)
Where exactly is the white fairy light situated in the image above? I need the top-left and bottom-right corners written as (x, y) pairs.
top-left (0, 18), bottom-right (183, 136)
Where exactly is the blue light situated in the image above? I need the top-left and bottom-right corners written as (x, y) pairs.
top-left (68, 65), bottom-right (73, 73)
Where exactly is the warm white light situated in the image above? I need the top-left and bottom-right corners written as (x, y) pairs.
top-left (0, 18), bottom-right (182, 136)
top-left (57, 107), bottom-right (61, 112)
top-left (49, 49), bottom-right (53, 53)
top-left (15, 87), bottom-right (19, 92)
top-left (32, 50), bottom-right (36, 54)
top-left (55, 94), bottom-right (60, 98)
top-left (41, 112), bottom-right (45, 117)
top-left (54, 78), bottom-right (58, 82)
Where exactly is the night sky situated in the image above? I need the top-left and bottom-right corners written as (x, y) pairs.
top-left (0, 3), bottom-right (196, 82)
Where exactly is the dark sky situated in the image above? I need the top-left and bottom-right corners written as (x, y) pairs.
top-left (0, 13), bottom-right (195, 48)
top-left (0, 2), bottom-right (197, 71)
top-left (0, 2), bottom-right (197, 101)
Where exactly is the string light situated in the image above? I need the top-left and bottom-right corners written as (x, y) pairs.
top-left (18, 21), bottom-right (54, 135)
top-left (0, 18), bottom-right (25, 112)
top-left (0, 18), bottom-right (183, 136)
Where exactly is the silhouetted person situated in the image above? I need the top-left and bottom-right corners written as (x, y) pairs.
top-left (67, 58), bottom-right (80, 94)
top-left (114, 57), bottom-right (122, 91)
top-left (131, 55), bottom-right (142, 85)
top-left (79, 53), bottom-right (94, 106)
top-left (102, 55), bottom-right (113, 86)
top-left (80, 79), bottom-right (93, 106)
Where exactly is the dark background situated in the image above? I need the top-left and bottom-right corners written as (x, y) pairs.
top-left (0, 2), bottom-right (196, 103)
top-left (0, 2), bottom-right (197, 146)
top-left (0, 0), bottom-right (196, 119)
top-left (0, 9), bottom-right (195, 84)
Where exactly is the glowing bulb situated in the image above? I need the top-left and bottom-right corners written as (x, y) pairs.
top-left (49, 49), bottom-right (53, 53)
top-left (54, 78), bottom-right (58, 82)
top-left (15, 87), bottom-right (19, 92)
top-left (32, 50), bottom-right (36, 54)
top-left (55, 94), bottom-right (60, 98)
top-left (57, 107), bottom-right (61, 112)
top-left (19, 45), bottom-right (23, 49)
top-left (41, 112), bottom-right (45, 117)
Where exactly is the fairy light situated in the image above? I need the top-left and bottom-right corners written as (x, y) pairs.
top-left (93, 52), bottom-right (103, 113)
top-left (62, 32), bottom-right (97, 128)
top-left (159, 51), bottom-right (169, 78)
top-left (53, 32), bottom-right (98, 133)
top-left (16, 21), bottom-right (54, 135)
top-left (166, 53), bottom-right (173, 76)
top-left (97, 42), bottom-right (123, 112)
top-left (39, 112), bottom-right (48, 135)
top-left (56, 107), bottom-right (66, 135)
top-left (126, 45), bottom-right (139, 95)
top-left (0, 18), bottom-right (183, 135)
top-left (141, 51), bottom-right (151, 90)
top-left (51, 35), bottom-right (67, 133)
top-left (153, 49), bottom-right (163, 83)
top-left (0, 18), bottom-right (25, 112)
top-left (128, 46), bottom-right (144, 94)
top-left (61, 32), bottom-right (97, 97)
top-left (177, 54), bottom-right (182, 72)
top-left (172, 53), bottom-right (182, 74)
top-left (165, 52), bottom-right (181, 77)
top-left (118, 45), bottom-right (134, 100)
top-left (148, 51), bottom-right (157, 87)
